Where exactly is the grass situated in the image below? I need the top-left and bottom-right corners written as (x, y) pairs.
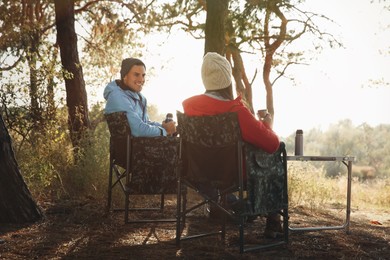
top-left (9, 118), bottom-right (389, 213)
top-left (287, 161), bottom-right (390, 211)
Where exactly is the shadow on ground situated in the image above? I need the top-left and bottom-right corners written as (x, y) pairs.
top-left (0, 198), bottom-right (389, 259)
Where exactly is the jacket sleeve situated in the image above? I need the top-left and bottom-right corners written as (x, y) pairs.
top-left (125, 98), bottom-right (166, 137)
top-left (105, 90), bottom-right (166, 137)
top-left (126, 109), bottom-right (166, 137)
top-left (236, 108), bottom-right (280, 154)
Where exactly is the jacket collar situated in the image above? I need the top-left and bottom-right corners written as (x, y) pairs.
top-left (116, 80), bottom-right (142, 101)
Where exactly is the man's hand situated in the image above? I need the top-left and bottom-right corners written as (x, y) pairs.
top-left (162, 121), bottom-right (177, 136)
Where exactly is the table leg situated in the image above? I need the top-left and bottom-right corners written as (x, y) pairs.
top-left (345, 160), bottom-right (353, 234)
top-left (289, 159), bottom-right (353, 233)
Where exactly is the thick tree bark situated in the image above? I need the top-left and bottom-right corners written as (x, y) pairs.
top-left (205, 0), bottom-right (254, 112)
top-left (54, 0), bottom-right (90, 150)
top-left (204, 0), bottom-right (229, 55)
top-left (0, 114), bottom-right (43, 223)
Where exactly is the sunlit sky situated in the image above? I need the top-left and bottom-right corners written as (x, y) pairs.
top-left (98, 0), bottom-right (390, 138)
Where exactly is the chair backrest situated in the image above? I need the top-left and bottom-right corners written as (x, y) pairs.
top-left (177, 111), bottom-right (243, 189)
top-left (130, 136), bottom-right (179, 194)
top-left (105, 111), bottom-right (131, 137)
top-left (105, 112), bottom-right (130, 169)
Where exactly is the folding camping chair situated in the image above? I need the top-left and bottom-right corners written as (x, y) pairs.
top-left (175, 111), bottom-right (288, 253)
top-left (105, 111), bottom-right (180, 223)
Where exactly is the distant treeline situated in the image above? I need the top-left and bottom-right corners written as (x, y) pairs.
top-left (283, 119), bottom-right (390, 180)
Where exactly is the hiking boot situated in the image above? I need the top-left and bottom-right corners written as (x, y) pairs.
top-left (264, 213), bottom-right (284, 238)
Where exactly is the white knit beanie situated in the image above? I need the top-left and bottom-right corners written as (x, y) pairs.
top-left (201, 52), bottom-right (232, 91)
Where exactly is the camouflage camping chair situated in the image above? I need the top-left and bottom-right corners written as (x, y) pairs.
top-left (175, 111), bottom-right (288, 253)
top-left (105, 111), bottom-right (180, 223)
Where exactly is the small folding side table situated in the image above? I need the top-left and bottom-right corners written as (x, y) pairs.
top-left (287, 155), bottom-right (355, 234)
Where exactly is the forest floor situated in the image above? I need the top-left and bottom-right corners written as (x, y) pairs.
top-left (0, 194), bottom-right (389, 260)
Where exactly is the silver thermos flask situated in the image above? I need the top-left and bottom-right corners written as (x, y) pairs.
top-left (295, 129), bottom-right (303, 156)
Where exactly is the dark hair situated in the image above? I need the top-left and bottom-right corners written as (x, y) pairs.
top-left (205, 83), bottom-right (234, 100)
top-left (120, 58), bottom-right (146, 79)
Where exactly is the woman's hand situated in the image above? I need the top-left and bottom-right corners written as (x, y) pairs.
top-left (262, 113), bottom-right (273, 129)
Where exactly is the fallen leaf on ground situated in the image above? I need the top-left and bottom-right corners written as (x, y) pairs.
top-left (370, 220), bottom-right (383, 225)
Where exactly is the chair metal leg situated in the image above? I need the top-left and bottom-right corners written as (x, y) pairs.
top-left (160, 194), bottom-right (165, 210)
top-left (221, 196), bottom-right (226, 242)
top-left (176, 179), bottom-right (182, 246)
top-left (107, 162), bottom-right (114, 211)
top-left (124, 191), bottom-right (130, 224)
top-left (183, 190), bottom-right (187, 225)
top-left (283, 208), bottom-right (289, 243)
top-left (239, 222), bottom-right (244, 254)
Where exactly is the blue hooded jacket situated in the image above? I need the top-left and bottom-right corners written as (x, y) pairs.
top-left (103, 80), bottom-right (166, 137)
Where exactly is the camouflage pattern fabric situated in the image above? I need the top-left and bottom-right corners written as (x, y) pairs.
top-left (177, 111), bottom-right (241, 188)
top-left (177, 111), bottom-right (287, 215)
top-left (244, 143), bottom-right (287, 215)
top-left (130, 137), bottom-right (179, 194)
top-left (105, 112), bottom-right (130, 138)
top-left (177, 111), bottom-right (241, 147)
top-left (105, 112), bottom-right (179, 195)
top-left (105, 112), bottom-right (130, 169)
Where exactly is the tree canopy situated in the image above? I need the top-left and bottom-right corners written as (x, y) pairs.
top-left (0, 0), bottom-right (385, 156)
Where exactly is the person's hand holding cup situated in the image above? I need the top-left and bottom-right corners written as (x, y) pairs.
top-left (257, 109), bottom-right (268, 120)
top-left (257, 109), bottom-right (273, 129)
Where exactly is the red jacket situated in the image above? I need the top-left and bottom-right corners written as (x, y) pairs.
top-left (182, 95), bottom-right (280, 154)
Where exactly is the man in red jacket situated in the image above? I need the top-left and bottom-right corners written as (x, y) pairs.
top-left (182, 52), bottom-right (283, 238)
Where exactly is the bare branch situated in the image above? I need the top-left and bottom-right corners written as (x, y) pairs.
top-left (271, 61), bottom-right (306, 86)
top-left (0, 56), bottom-right (23, 71)
top-left (75, 0), bottom-right (102, 13)
top-left (250, 68), bottom-right (258, 86)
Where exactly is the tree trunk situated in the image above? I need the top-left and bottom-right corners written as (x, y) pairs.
top-left (205, 0), bottom-right (254, 112)
top-left (227, 43), bottom-right (254, 113)
top-left (262, 2), bottom-right (287, 120)
top-left (0, 114), bottom-right (43, 223)
top-left (27, 40), bottom-right (41, 129)
top-left (21, 0), bottom-right (43, 130)
top-left (54, 0), bottom-right (90, 151)
top-left (46, 48), bottom-right (59, 122)
top-left (204, 0), bottom-right (229, 55)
